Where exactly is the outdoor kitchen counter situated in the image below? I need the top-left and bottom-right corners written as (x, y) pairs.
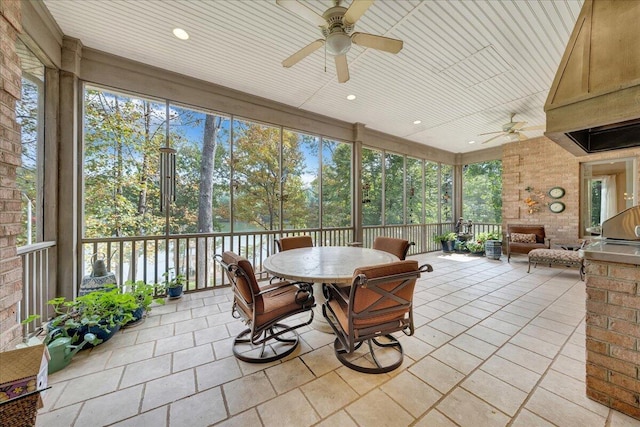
top-left (582, 240), bottom-right (640, 265)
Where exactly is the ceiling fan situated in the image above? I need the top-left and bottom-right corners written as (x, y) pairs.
top-left (276, 0), bottom-right (403, 83)
top-left (479, 113), bottom-right (545, 144)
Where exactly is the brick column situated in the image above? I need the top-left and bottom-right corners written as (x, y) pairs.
top-left (586, 260), bottom-right (640, 420)
top-left (0, 0), bottom-right (23, 351)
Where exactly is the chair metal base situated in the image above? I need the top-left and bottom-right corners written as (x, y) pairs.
top-left (333, 334), bottom-right (404, 374)
top-left (233, 323), bottom-right (299, 363)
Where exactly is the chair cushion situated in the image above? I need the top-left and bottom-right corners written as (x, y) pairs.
top-left (255, 284), bottom-right (314, 328)
top-left (511, 233), bottom-right (537, 243)
top-left (508, 225), bottom-right (545, 243)
top-left (222, 251), bottom-right (260, 302)
top-left (372, 237), bottom-right (410, 260)
top-left (278, 236), bottom-right (313, 251)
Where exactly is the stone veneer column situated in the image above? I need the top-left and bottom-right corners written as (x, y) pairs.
top-left (0, 0), bottom-right (23, 351)
top-left (586, 259), bottom-right (640, 420)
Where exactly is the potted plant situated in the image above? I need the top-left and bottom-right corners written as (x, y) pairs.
top-left (164, 270), bottom-right (186, 299)
top-left (122, 280), bottom-right (165, 327)
top-left (433, 232), bottom-right (457, 253)
top-left (482, 231), bottom-right (503, 260)
top-left (46, 286), bottom-right (138, 347)
top-left (465, 240), bottom-right (485, 255)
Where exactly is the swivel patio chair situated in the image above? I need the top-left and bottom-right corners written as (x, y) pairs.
top-left (372, 236), bottom-right (415, 260)
top-left (215, 251), bottom-right (315, 363)
top-left (275, 235), bottom-right (313, 252)
top-left (322, 260), bottom-right (433, 373)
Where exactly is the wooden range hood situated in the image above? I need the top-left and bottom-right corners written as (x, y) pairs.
top-left (544, 0), bottom-right (640, 156)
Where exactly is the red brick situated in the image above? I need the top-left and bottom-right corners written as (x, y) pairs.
top-left (609, 265), bottom-right (640, 282)
top-left (588, 276), bottom-right (637, 294)
top-left (610, 319), bottom-right (640, 338)
top-left (586, 313), bottom-right (609, 328)
top-left (611, 346), bottom-right (640, 365)
top-left (587, 300), bottom-right (637, 322)
top-left (586, 262), bottom-right (608, 277)
top-left (588, 350), bottom-right (637, 377)
top-left (587, 325), bottom-right (636, 349)
top-left (610, 371), bottom-right (640, 394)
top-left (587, 387), bottom-right (610, 406)
top-left (586, 338), bottom-right (608, 355)
top-left (586, 287), bottom-right (607, 302)
top-left (610, 399), bottom-right (640, 421)
top-left (609, 292), bottom-right (640, 310)
top-left (587, 362), bottom-right (608, 380)
top-left (588, 376), bottom-right (640, 407)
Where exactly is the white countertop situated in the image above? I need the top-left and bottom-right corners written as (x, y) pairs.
top-left (582, 240), bottom-right (640, 265)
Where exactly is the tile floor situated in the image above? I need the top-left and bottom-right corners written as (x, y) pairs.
top-left (35, 252), bottom-right (640, 427)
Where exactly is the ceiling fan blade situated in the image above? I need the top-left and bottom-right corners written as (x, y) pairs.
top-left (352, 32), bottom-right (403, 54)
top-left (518, 132), bottom-right (529, 141)
top-left (343, 0), bottom-right (374, 25)
top-left (481, 134), bottom-right (504, 144)
top-left (276, 0), bottom-right (326, 27)
top-left (282, 39), bottom-right (325, 68)
top-left (335, 54), bottom-right (350, 83)
top-left (520, 124), bottom-right (545, 131)
top-left (478, 130), bottom-right (504, 136)
top-left (511, 121), bottom-right (527, 131)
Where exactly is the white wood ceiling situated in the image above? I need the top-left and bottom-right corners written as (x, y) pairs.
top-left (42, 0), bottom-right (583, 154)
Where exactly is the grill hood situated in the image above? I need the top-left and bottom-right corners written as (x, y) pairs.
top-left (544, 0), bottom-right (640, 156)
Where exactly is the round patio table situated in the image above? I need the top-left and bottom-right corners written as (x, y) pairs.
top-left (263, 246), bottom-right (399, 332)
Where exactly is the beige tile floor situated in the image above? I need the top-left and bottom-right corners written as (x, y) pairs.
top-left (35, 252), bottom-right (640, 427)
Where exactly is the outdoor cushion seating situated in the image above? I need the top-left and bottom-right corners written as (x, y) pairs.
top-left (506, 224), bottom-right (549, 262)
top-left (372, 236), bottom-right (415, 260)
top-left (275, 235), bottom-right (313, 252)
top-left (322, 260), bottom-right (432, 373)
top-left (215, 251), bottom-right (315, 363)
top-left (527, 248), bottom-right (584, 280)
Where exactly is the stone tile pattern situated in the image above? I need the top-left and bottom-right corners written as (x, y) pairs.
top-left (35, 253), bottom-right (640, 426)
top-left (0, 0), bottom-right (23, 351)
top-left (501, 137), bottom-right (640, 242)
top-left (586, 259), bottom-right (640, 420)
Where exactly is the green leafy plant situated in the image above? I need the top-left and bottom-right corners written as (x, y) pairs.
top-left (124, 280), bottom-right (165, 313)
top-left (163, 269), bottom-right (186, 289)
top-left (466, 240), bottom-right (485, 253)
top-left (47, 286), bottom-right (138, 343)
top-left (433, 232), bottom-right (457, 243)
top-left (477, 231), bottom-right (501, 242)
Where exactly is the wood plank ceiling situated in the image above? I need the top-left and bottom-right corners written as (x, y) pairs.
top-left (42, 0), bottom-right (583, 154)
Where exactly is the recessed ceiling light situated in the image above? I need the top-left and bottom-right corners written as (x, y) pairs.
top-left (468, 140), bottom-right (476, 144)
top-left (173, 28), bottom-right (189, 40)
top-left (346, 94), bottom-right (356, 100)
top-left (413, 120), bottom-right (421, 125)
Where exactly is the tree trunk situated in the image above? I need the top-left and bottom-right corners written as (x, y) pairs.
top-left (197, 115), bottom-right (219, 288)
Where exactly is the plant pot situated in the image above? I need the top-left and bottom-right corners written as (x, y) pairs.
top-left (441, 241), bottom-right (455, 253)
top-left (167, 285), bottom-right (183, 299)
top-left (485, 240), bottom-right (502, 260)
top-left (123, 306), bottom-right (145, 328)
top-left (49, 321), bottom-right (120, 348)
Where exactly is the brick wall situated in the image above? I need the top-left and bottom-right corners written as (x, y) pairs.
top-left (502, 136), bottom-right (640, 241)
top-left (586, 260), bottom-right (640, 419)
top-left (0, 0), bottom-right (23, 351)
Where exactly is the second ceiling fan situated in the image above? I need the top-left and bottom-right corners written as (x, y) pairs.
top-left (479, 113), bottom-right (545, 144)
top-left (277, 0), bottom-right (403, 83)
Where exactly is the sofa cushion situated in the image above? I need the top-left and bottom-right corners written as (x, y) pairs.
top-left (511, 233), bottom-right (537, 243)
top-left (508, 225), bottom-right (545, 243)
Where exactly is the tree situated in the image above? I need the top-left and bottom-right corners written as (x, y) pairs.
top-left (462, 160), bottom-right (502, 223)
top-left (321, 140), bottom-right (352, 227)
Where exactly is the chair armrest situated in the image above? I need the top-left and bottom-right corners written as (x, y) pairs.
top-left (324, 282), bottom-right (350, 305)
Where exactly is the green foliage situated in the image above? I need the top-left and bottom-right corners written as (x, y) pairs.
top-left (47, 287), bottom-right (138, 342)
top-left (124, 280), bottom-right (165, 312)
top-left (433, 232), bottom-right (457, 243)
top-left (163, 269), bottom-right (186, 289)
top-left (478, 231), bottom-right (501, 242)
top-left (465, 240), bottom-right (484, 253)
top-left (462, 160), bottom-right (503, 223)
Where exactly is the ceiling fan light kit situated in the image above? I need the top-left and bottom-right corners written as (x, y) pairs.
top-left (277, 0), bottom-right (403, 83)
top-left (479, 112), bottom-right (544, 144)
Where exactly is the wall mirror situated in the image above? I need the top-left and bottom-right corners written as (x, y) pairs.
top-left (580, 157), bottom-right (636, 236)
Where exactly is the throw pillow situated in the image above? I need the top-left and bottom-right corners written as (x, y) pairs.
top-left (511, 233), bottom-right (537, 243)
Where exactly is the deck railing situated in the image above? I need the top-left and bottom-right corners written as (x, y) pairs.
top-left (17, 241), bottom-right (56, 335)
top-left (79, 222), bottom-right (501, 294)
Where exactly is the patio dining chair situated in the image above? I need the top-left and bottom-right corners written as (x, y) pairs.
top-left (275, 235), bottom-right (313, 252)
top-left (372, 236), bottom-right (415, 260)
top-left (322, 260), bottom-right (433, 373)
top-left (215, 251), bottom-right (315, 363)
